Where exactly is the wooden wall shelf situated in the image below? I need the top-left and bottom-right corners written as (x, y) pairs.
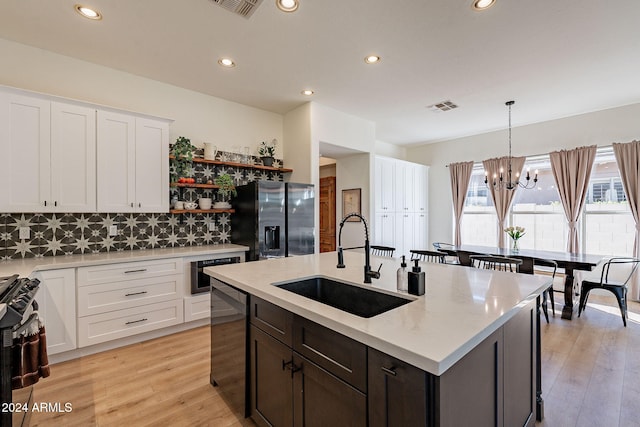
top-left (169, 209), bottom-right (235, 214)
top-left (170, 183), bottom-right (218, 189)
top-left (169, 155), bottom-right (293, 173)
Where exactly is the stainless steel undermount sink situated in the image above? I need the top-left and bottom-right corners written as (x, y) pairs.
top-left (275, 276), bottom-right (412, 318)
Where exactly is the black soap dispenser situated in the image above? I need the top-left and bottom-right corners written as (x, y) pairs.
top-left (408, 259), bottom-right (425, 296)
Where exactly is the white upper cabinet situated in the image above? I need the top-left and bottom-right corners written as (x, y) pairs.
top-left (374, 157), bottom-right (396, 212)
top-left (373, 156), bottom-right (429, 257)
top-left (97, 111), bottom-right (135, 212)
top-left (135, 117), bottom-right (169, 212)
top-left (413, 164), bottom-right (428, 212)
top-left (97, 111), bottom-right (169, 213)
top-left (51, 102), bottom-right (97, 212)
top-left (0, 92), bottom-right (96, 212)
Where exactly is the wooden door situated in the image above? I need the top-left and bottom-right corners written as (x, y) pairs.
top-left (368, 347), bottom-right (430, 427)
top-left (319, 177), bottom-right (336, 252)
top-left (250, 325), bottom-right (294, 427)
top-left (293, 353), bottom-right (366, 427)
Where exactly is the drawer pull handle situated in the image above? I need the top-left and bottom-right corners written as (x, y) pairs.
top-left (125, 318), bottom-right (148, 325)
top-left (381, 366), bottom-right (397, 376)
top-left (125, 291), bottom-right (148, 297)
top-left (124, 269), bottom-right (147, 274)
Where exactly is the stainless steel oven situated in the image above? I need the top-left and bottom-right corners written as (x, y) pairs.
top-left (190, 257), bottom-right (241, 294)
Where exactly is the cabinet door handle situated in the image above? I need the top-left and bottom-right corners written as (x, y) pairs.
top-left (125, 291), bottom-right (148, 297)
top-left (282, 359), bottom-right (301, 378)
top-left (130, 202), bottom-right (134, 208)
top-left (124, 269), bottom-right (147, 274)
top-left (54, 201), bottom-right (57, 207)
top-left (125, 318), bottom-right (148, 325)
top-left (44, 201), bottom-right (47, 207)
top-left (138, 202), bottom-right (141, 208)
top-left (381, 366), bottom-right (397, 376)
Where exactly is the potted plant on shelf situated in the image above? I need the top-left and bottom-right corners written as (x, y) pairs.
top-left (170, 136), bottom-right (195, 183)
top-left (213, 173), bottom-right (237, 209)
top-left (258, 139), bottom-right (277, 167)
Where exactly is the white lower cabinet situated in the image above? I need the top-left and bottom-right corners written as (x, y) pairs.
top-left (77, 259), bottom-right (184, 347)
top-left (32, 268), bottom-right (77, 355)
top-left (184, 294), bottom-right (211, 322)
top-left (77, 300), bottom-right (183, 347)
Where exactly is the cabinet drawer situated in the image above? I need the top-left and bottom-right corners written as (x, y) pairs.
top-left (293, 315), bottom-right (367, 392)
top-left (77, 299), bottom-right (184, 347)
top-left (77, 274), bottom-right (183, 316)
top-left (250, 296), bottom-right (293, 347)
top-left (77, 258), bottom-right (183, 287)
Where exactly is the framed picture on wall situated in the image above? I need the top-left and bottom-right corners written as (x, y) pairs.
top-left (342, 188), bottom-right (361, 221)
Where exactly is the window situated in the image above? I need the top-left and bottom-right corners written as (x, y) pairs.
top-left (461, 166), bottom-right (497, 246)
top-left (511, 156), bottom-right (567, 252)
top-left (583, 148), bottom-right (633, 256)
top-left (458, 147), bottom-right (634, 256)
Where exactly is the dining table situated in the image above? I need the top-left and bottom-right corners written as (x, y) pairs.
top-left (439, 244), bottom-right (604, 320)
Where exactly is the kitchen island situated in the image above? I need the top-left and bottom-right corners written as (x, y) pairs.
top-left (205, 251), bottom-right (551, 427)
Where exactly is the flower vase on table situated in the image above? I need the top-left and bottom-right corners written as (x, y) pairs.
top-left (505, 226), bottom-right (525, 252)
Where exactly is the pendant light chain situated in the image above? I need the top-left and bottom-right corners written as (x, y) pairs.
top-left (484, 100), bottom-right (538, 190)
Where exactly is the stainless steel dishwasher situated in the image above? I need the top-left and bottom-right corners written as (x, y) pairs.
top-left (210, 277), bottom-right (249, 418)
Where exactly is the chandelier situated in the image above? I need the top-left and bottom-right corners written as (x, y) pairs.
top-left (485, 100), bottom-right (537, 190)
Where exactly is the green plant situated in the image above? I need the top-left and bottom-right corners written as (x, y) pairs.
top-left (504, 225), bottom-right (526, 240)
top-left (170, 136), bottom-right (194, 182)
top-left (215, 173), bottom-right (237, 200)
top-left (258, 139), bottom-right (277, 157)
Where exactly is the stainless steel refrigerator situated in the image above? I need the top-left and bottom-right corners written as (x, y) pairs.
top-left (231, 181), bottom-right (315, 261)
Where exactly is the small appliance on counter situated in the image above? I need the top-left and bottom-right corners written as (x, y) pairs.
top-left (231, 181), bottom-right (315, 261)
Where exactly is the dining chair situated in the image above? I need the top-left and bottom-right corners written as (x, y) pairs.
top-left (370, 245), bottom-right (395, 257)
top-left (431, 242), bottom-right (460, 264)
top-left (578, 257), bottom-right (640, 327)
top-left (535, 259), bottom-right (558, 323)
top-left (469, 254), bottom-right (523, 273)
top-left (456, 250), bottom-right (474, 267)
top-left (410, 250), bottom-right (447, 263)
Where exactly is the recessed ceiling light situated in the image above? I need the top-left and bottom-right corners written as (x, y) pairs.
top-left (301, 89), bottom-right (314, 96)
top-left (218, 58), bottom-right (236, 68)
top-left (276, 0), bottom-right (299, 12)
top-left (472, 0), bottom-right (496, 11)
top-left (74, 4), bottom-right (102, 20)
top-left (364, 55), bottom-right (380, 64)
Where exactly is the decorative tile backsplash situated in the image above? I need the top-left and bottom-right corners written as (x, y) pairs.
top-left (1, 159), bottom-right (284, 260)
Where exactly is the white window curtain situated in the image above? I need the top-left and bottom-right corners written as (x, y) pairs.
top-left (549, 145), bottom-right (597, 253)
top-left (449, 161), bottom-right (474, 246)
top-left (482, 156), bottom-right (525, 248)
top-left (612, 140), bottom-right (640, 300)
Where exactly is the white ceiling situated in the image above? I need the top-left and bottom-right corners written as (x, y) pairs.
top-left (1, 0), bottom-right (638, 146)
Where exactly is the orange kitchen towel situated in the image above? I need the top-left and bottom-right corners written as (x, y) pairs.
top-left (11, 325), bottom-right (51, 389)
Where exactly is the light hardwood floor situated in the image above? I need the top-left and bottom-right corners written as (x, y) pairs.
top-left (28, 295), bottom-right (640, 427)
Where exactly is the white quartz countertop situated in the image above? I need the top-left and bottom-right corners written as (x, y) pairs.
top-left (0, 244), bottom-right (249, 278)
top-left (205, 251), bottom-right (551, 376)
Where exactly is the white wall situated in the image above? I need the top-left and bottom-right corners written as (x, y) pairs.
top-left (336, 154), bottom-right (371, 249)
top-left (283, 103), bottom-right (313, 183)
top-left (375, 140), bottom-right (406, 159)
top-left (309, 103), bottom-right (376, 250)
top-left (407, 103), bottom-right (640, 245)
top-left (311, 103), bottom-right (376, 153)
top-left (0, 38), bottom-right (283, 152)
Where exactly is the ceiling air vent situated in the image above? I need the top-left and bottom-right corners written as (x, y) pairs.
top-left (210, 0), bottom-right (263, 18)
top-left (426, 100), bottom-right (458, 112)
